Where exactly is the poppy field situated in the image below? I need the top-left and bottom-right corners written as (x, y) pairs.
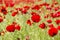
top-left (0, 0), bottom-right (60, 40)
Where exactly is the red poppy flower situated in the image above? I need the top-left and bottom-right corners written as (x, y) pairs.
top-left (46, 6), bottom-right (52, 10)
top-left (50, 11), bottom-right (60, 18)
top-left (47, 19), bottom-right (52, 23)
top-left (23, 6), bottom-right (30, 10)
top-left (44, 15), bottom-right (49, 18)
top-left (54, 7), bottom-right (59, 11)
top-left (21, 8), bottom-right (27, 14)
top-left (27, 20), bottom-right (32, 26)
top-left (15, 25), bottom-right (21, 31)
top-left (55, 11), bottom-right (60, 17)
top-left (31, 14), bottom-right (40, 23)
top-left (4, 0), bottom-right (14, 7)
top-left (0, 16), bottom-right (3, 22)
top-left (31, 12), bottom-right (37, 15)
top-left (55, 19), bottom-right (60, 24)
top-left (0, 0), bottom-right (2, 4)
top-left (43, 2), bottom-right (49, 7)
top-left (1, 7), bottom-right (7, 15)
top-left (32, 5), bottom-right (40, 10)
top-left (12, 11), bottom-right (18, 16)
top-left (51, 4), bottom-right (54, 8)
top-left (48, 24), bottom-right (54, 28)
top-left (39, 23), bottom-right (46, 29)
top-left (50, 13), bottom-right (56, 18)
top-left (10, 3), bottom-right (14, 7)
top-left (48, 27), bottom-right (58, 37)
top-left (16, 8), bottom-right (22, 11)
top-left (39, 4), bottom-right (43, 7)
top-left (6, 24), bottom-right (15, 32)
top-left (5, 3), bottom-right (9, 7)
top-left (57, 26), bottom-right (60, 30)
